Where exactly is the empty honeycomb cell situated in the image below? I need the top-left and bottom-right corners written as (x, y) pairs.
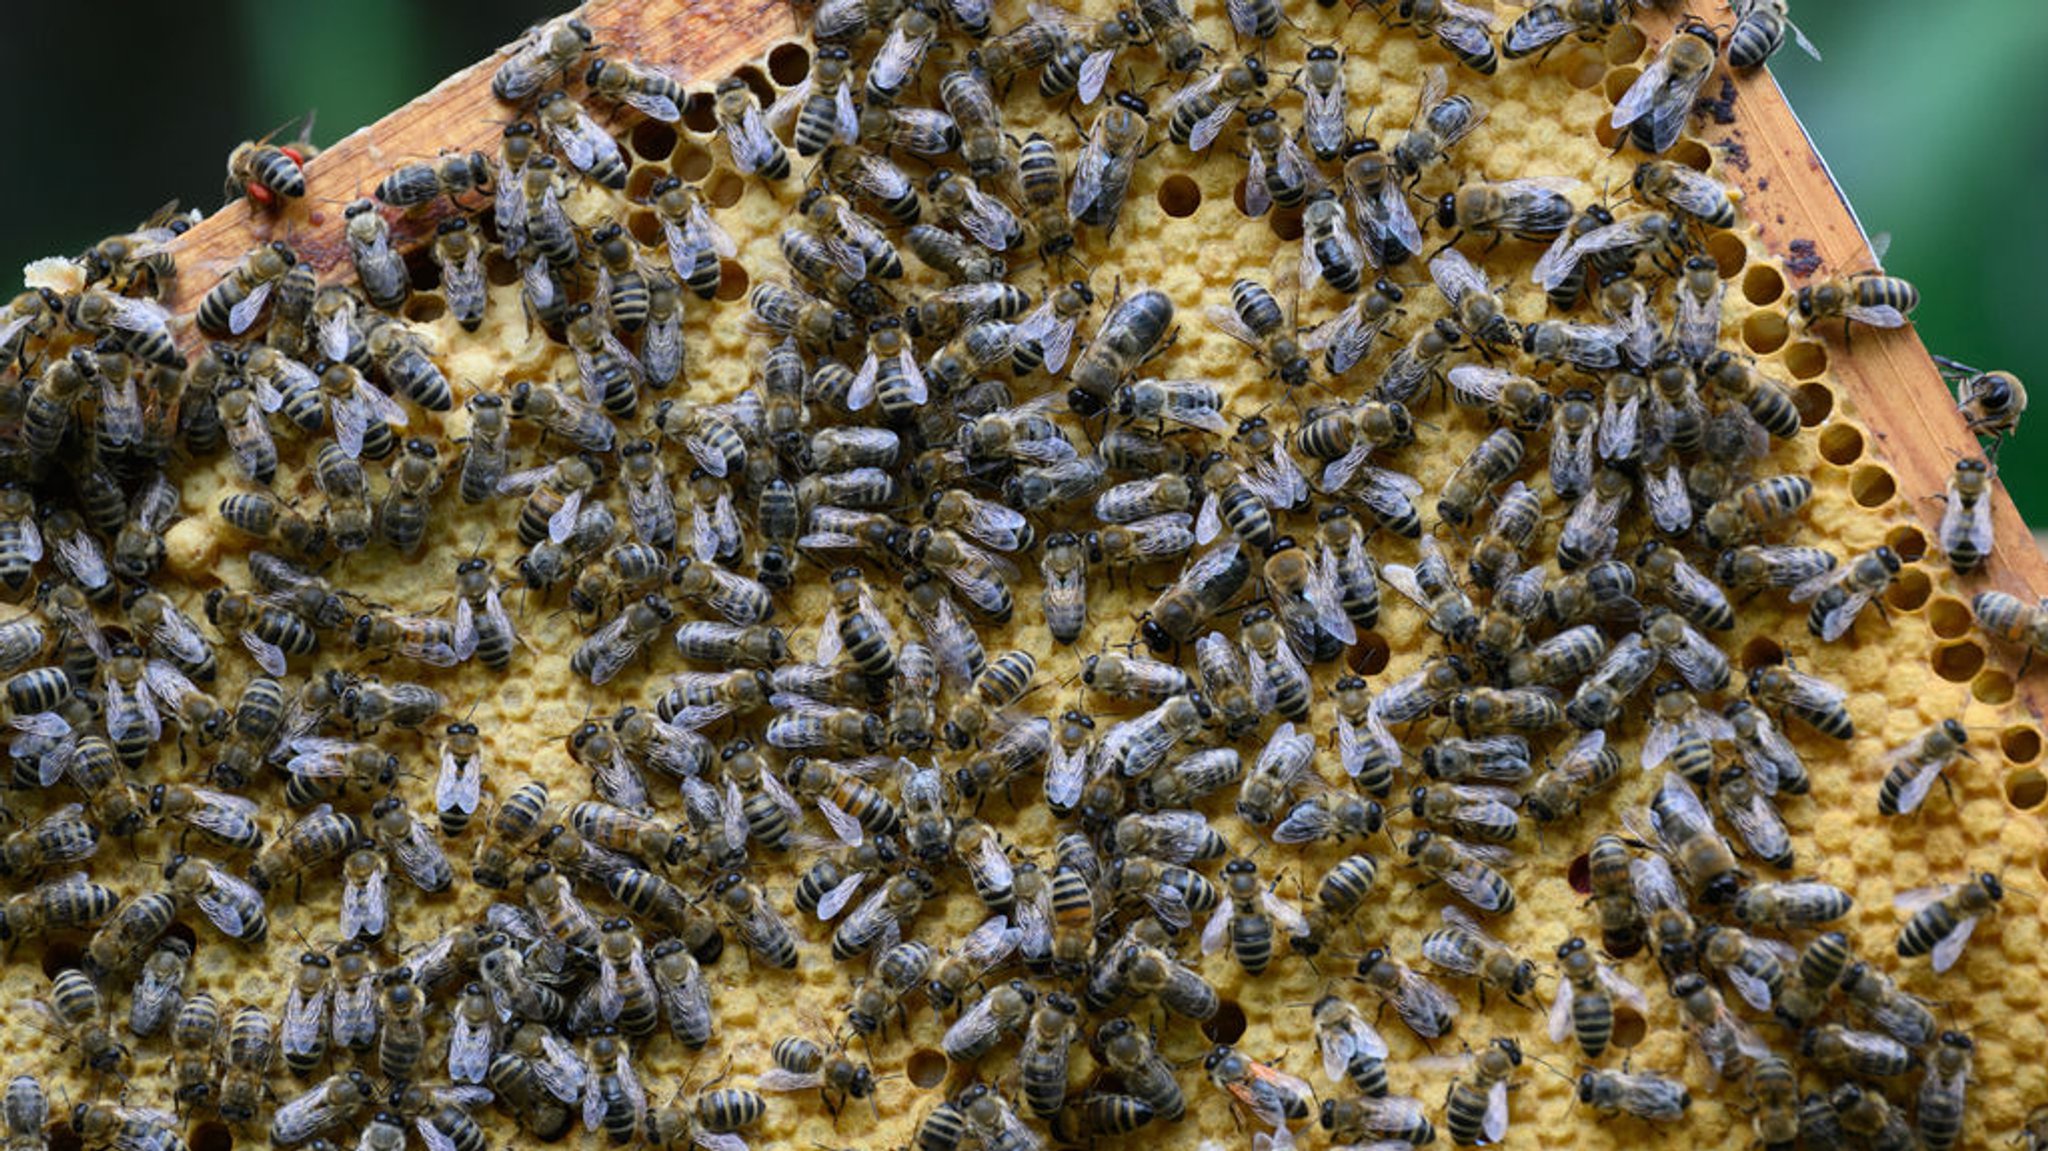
top-left (626, 163), bottom-right (664, 202)
top-left (1928, 596), bottom-right (1973, 638)
top-left (188, 1122), bottom-right (232, 1151)
top-left (1742, 263), bottom-right (1784, 306)
top-left (1740, 636), bottom-right (1783, 670)
top-left (1974, 669), bottom-right (2015, 705)
top-left (716, 260), bottom-right (750, 302)
top-left (681, 92), bottom-right (717, 133)
top-left (1705, 230), bottom-right (1747, 277)
top-left (1816, 423), bottom-right (1863, 466)
top-left (403, 295), bottom-right (447, 325)
top-left (1592, 113), bottom-right (1623, 151)
top-left (1793, 381), bottom-right (1835, 426)
top-left (1348, 632), bottom-right (1390, 675)
top-left (631, 120), bottom-right (678, 162)
top-left (735, 64), bottom-right (776, 106)
top-left (2005, 769), bottom-right (2046, 810)
top-left (906, 1048), bottom-right (949, 1089)
top-left (1885, 524), bottom-right (1928, 563)
top-left (769, 41), bottom-right (811, 86)
top-left (1670, 138), bottom-right (1712, 173)
top-left (674, 143), bottom-right (715, 182)
top-left (2003, 725), bottom-right (2044, 764)
top-left (1931, 640), bottom-right (1985, 683)
top-left (709, 172), bottom-right (747, 209)
top-left (1202, 999), bottom-right (1249, 1045)
top-left (483, 252), bottom-right (519, 287)
top-left (1849, 464), bottom-right (1896, 507)
top-left (1610, 1005), bottom-right (1648, 1049)
top-left (1885, 566), bottom-right (1930, 612)
top-left (1783, 339), bottom-right (1828, 379)
top-left (1742, 309), bottom-right (1788, 354)
top-left (38, 939), bottom-right (83, 979)
top-left (1605, 23), bottom-right (1647, 62)
top-left (1566, 54), bottom-right (1608, 90)
top-left (1157, 175), bottom-right (1202, 218)
top-left (627, 209), bottom-right (661, 247)
top-left (1602, 67), bottom-right (1641, 104)
top-left (408, 256), bottom-right (441, 292)
top-left (1268, 204), bottom-right (1305, 242)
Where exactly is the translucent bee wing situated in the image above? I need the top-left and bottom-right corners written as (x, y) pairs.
top-left (834, 84), bottom-right (861, 146)
top-left (1482, 1078), bottom-right (1511, 1144)
top-left (1722, 963), bottom-right (1775, 1013)
top-left (624, 84), bottom-right (684, 122)
top-left (1200, 899), bottom-right (1234, 954)
top-left (1843, 303), bottom-right (1908, 329)
top-left (818, 796), bottom-right (864, 846)
top-left (1547, 975), bottom-right (1576, 1043)
top-left (241, 631), bottom-right (288, 676)
top-left (1609, 51), bottom-right (1672, 131)
top-left (1188, 98), bottom-right (1239, 154)
top-left (1076, 48), bottom-right (1116, 104)
top-left (228, 279), bottom-right (275, 335)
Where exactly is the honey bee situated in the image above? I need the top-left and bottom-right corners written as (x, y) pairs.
top-left (1405, 830), bottom-right (1517, 914)
top-left (342, 200), bottom-right (408, 312)
top-left (1728, 0), bottom-right (1821, 68)
top-left (709, 78), bottom-right (788, 181)
top-left (1068, 93), bottom-right (1155, 242)
top-left (1612, 21), bottom-right (1718, 153)
top-left (1790, 545), bottom-right (1900, 641)
top-left (1923, 457), bottom-right (1999, 574)
top-left (1893, 870), bottom-right (2004, 975)
top-left (1937, 355), bottom-right (2027, 451)
top-left (197, 240), bottom-right (297, 337)
top-left (492, 15), bottom-right (592, 100)
top-left (1353, 946), bottom-right (1458, 1038)
top-left (1794, 272), bottom-right (1921, 335)
top-left (249, 803), bottom-right (360, 893)
top-left (35, 967), bottom-right (127, 1074)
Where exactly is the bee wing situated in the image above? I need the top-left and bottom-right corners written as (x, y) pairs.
top-left (1381, 561), bottom-right (1433, 611)
top-left (1720, 961), bottom-right (1775, 1013)
top-left (229, 279), bottom-right (275, 335)
top-left (239, 631), bottom-right (288, 676)
top-left (764, 76), bottom-right (808, 131)
top-left (1076, 47), bottom-right (1117, 104)
top-left (834, 84), bottom-right (861, 145)
top-left (198, 865), bottom-right (265, 937)
top-left (817, 796), bottom-right (865, 846)
top-left (437, 747), bottom-right (483, 816)
top-left (1655, 165), bottom-right (1733, 221)
top-left (1504, 5), bottom-right (1572, 55)
top-left (1889, 755), bottom-right (1945, 817)
top-left (1609, 50), bottom-right (1673, 131)
top-left (1199, 898), bottom-right (1235, 954)
top-left (1428, 248), bottom-right (1490, 310)
top-left (1597, 390), bottom-right (1640, 458)
top-left (1547, 973), bottom-right (1577, 1043)
top-left (1067, 133), bottom-right (1108, 222)
top-left (1629, 853), bottom-right (1686, 918)
top-left (1396, 968), bottom-right (1459, 1036)
top-left (1377, 180), bottom-right (1424, 258)
top-left (1188, 97), bottom-right (1240, 154)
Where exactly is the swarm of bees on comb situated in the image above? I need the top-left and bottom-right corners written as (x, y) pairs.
top-left (1, 0), bottom-right (2045, 1150)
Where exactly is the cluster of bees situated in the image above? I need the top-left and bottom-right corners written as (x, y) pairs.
top-left (0, 0), bottom-right (2041, 1149)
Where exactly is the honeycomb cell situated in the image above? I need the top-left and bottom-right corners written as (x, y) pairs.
top-left (2004, 725), bottom-right (2044, 764)
top-left (1793, 381), bottom-right (1834, 426)
top-left (1783, 339), bottom-right (1828, 379)
top-left (1610, 1005), bottom-right (1647, 1049)
top-left (1566, 54), bottom-right (1607, 90)
top-left (2005, 769), bottom-right (2046, 811)
top-left (1742, 263), bottom-right (1783, 306)
top-left (1816, 423), bottom-right (1863, 466)
top-left (716, 260), bottom-right (750, 302)
top-left (1742, 310), bottom-right (1787, 354)
top-left (906, 1048), bottom-right (949, 1089)
top-left (1349, 632), bottom-right (1390, 675)
top-left (1670, 138), bottom-right (1712, 173)
top-left (484, 252), bottom-right (519, 287)
top-left (1974, 669), bottom-right (2014, 705)
top-left (675, 144), bottom-right (715, 182)
top-left (1158, 175), bottom-right (1202, 218)
top-left (1885, 567), bottom-right (1929, 612)
top-left (769, 41), bottom-right (811, 86)
top-left (709, 172), bottom-right (747, 209)
top-left (408, 256), bottom-right (441, 292)
top-left (39, 939), bottom-right (83, 978)
top-left (1706, 230), bottom-right (1747, 277)
top-left (681, 92), bottom-right (717, 133)
top-left (1605, 23), bottom-right (1647, 63)
top-left (1928, 596), bottom-right (1972, 638)
top-left (1603, 67), bottom-right (1641, 104)
top-left (1740, 636), bottom-right (1783, 670)
top-left (1567, 851), bottom-right (1592, 895)
top-left (189, 1122), bottom-right (232, 1151)
top-left (632, 120), bottom-right (678, 162)
top-left (1202, 999), bottom-right (1249, 1044)
top-left (628, 209), bottom-right (661, 247)
top-left (1885, 525), bottom-right (1927, 563)
top-left (1268, 204), bottom-right (1304, 242)
top-left (403, 295), bottom-right (447, 325)
top-left (736, 64), bottom-right (776, 106)
top-left (1849, 465), bottom-right (1895, 507)
top-left (1931, 641), bottom-right (1984, 683)
top-left (626, 164), bottom-right (664, 202)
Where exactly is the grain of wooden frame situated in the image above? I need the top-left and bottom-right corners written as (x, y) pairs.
top-left (157, 0), bottom-right (2048, 719)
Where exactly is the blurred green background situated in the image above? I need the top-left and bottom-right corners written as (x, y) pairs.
top-left (0, 2), bottom-right (2042, 515)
